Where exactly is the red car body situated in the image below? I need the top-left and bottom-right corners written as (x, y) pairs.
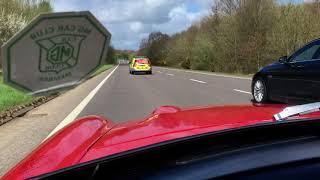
top-left (3, 103), bottom-right (320, 179)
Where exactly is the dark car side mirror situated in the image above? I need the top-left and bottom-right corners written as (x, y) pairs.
top-left (278, 56), bottom-right (288, 63)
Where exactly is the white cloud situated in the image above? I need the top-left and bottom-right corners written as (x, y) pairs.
top-left (152, 3), bottom-right (210, 35)
top-left (129, 22), bottom-right (144, 33)
top-left (52, 0), bottom-right (212, 50)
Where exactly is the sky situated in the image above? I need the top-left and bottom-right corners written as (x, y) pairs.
top-left (52, 0), bottom-right (306, 50)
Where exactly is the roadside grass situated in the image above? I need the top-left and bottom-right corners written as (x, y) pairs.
top-left (0, 74), bottom-right (34, 112)
top-left (0, 65), bottom-right (112, 113)
top-left (90, 64), bottom-right (113, 77)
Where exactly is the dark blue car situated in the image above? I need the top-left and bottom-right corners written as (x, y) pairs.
top-left (252, 39), bottom-right (320, 103)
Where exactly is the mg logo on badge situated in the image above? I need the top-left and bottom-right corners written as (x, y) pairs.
top-left (48, 43), bottom-right (73, 64)
top-left (36, 35), bottom-right (85, 73)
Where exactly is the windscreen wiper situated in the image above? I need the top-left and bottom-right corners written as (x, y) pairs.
top-left (273, 102), bottom-right (320, 121)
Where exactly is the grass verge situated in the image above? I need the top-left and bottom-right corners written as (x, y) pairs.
top-left (0, 64), bottom-right (113, 113)
top-left (0, 75), bottom-right (34, 112)
top-left (90, 64), bottom-right (113, 77)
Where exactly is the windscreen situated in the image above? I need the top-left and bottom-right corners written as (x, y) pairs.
top-left (2, 0), bottom-right (320, 179)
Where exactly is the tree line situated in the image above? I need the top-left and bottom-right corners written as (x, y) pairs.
top-left (0, 0), bottom-right (52, 68)
top-left (105, 48), bottom-right (136, 64)
top-left (138, 0), bottom-right (320, 74)
top-left (0, 0), bottom-right (52, 46)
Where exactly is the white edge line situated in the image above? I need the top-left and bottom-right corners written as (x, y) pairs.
top-left (166, 73), bottom-right (174, 76)
top-left (159, 67), bottom-right (251, 80)
top-left (190, 79), bottom-right (207, 84)
top-left (43, 65), bottom-right (119, 141)
top-left (233, 89), bottom-right (251, 95)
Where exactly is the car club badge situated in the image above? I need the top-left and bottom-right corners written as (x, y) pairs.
top-left (36, 35), bottom-right (85, 73)
top-left (1, 11), bottom-right (111, 95)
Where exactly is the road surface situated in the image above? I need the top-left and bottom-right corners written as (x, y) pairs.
top-left (0, 65), bottom-right (252, 176)
top-left (78, 65), bottom-right (252, 121)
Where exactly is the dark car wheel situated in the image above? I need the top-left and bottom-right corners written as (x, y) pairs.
top-left (252, 78), bottom-right (268, 103)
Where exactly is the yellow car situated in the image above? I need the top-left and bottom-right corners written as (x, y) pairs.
top-left (129, 57), bottom-right (152, 74)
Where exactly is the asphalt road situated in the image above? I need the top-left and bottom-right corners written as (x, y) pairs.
top-left (78, 65), bottom-right (252, 122)
top-left (0, 65), bottom-right (252, 176)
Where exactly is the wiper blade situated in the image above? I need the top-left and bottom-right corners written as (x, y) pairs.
top-left (273, 102), bottom-right (320, 121)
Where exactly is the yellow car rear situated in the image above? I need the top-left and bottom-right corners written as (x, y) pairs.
top-left (129, 57), bottom-right (152, 75)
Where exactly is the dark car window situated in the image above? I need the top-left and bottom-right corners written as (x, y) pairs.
top-left (291, 41), bottom-right (320, 62)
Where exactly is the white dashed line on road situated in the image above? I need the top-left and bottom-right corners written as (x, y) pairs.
top-left (190, 79), bottom-right (207, 84)
top-left (233, 89), bottom-right (251, 95)
top-left (167, 73), bottom-right (174, 76)
top-left (159, 67), bottom-right (251, 80)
